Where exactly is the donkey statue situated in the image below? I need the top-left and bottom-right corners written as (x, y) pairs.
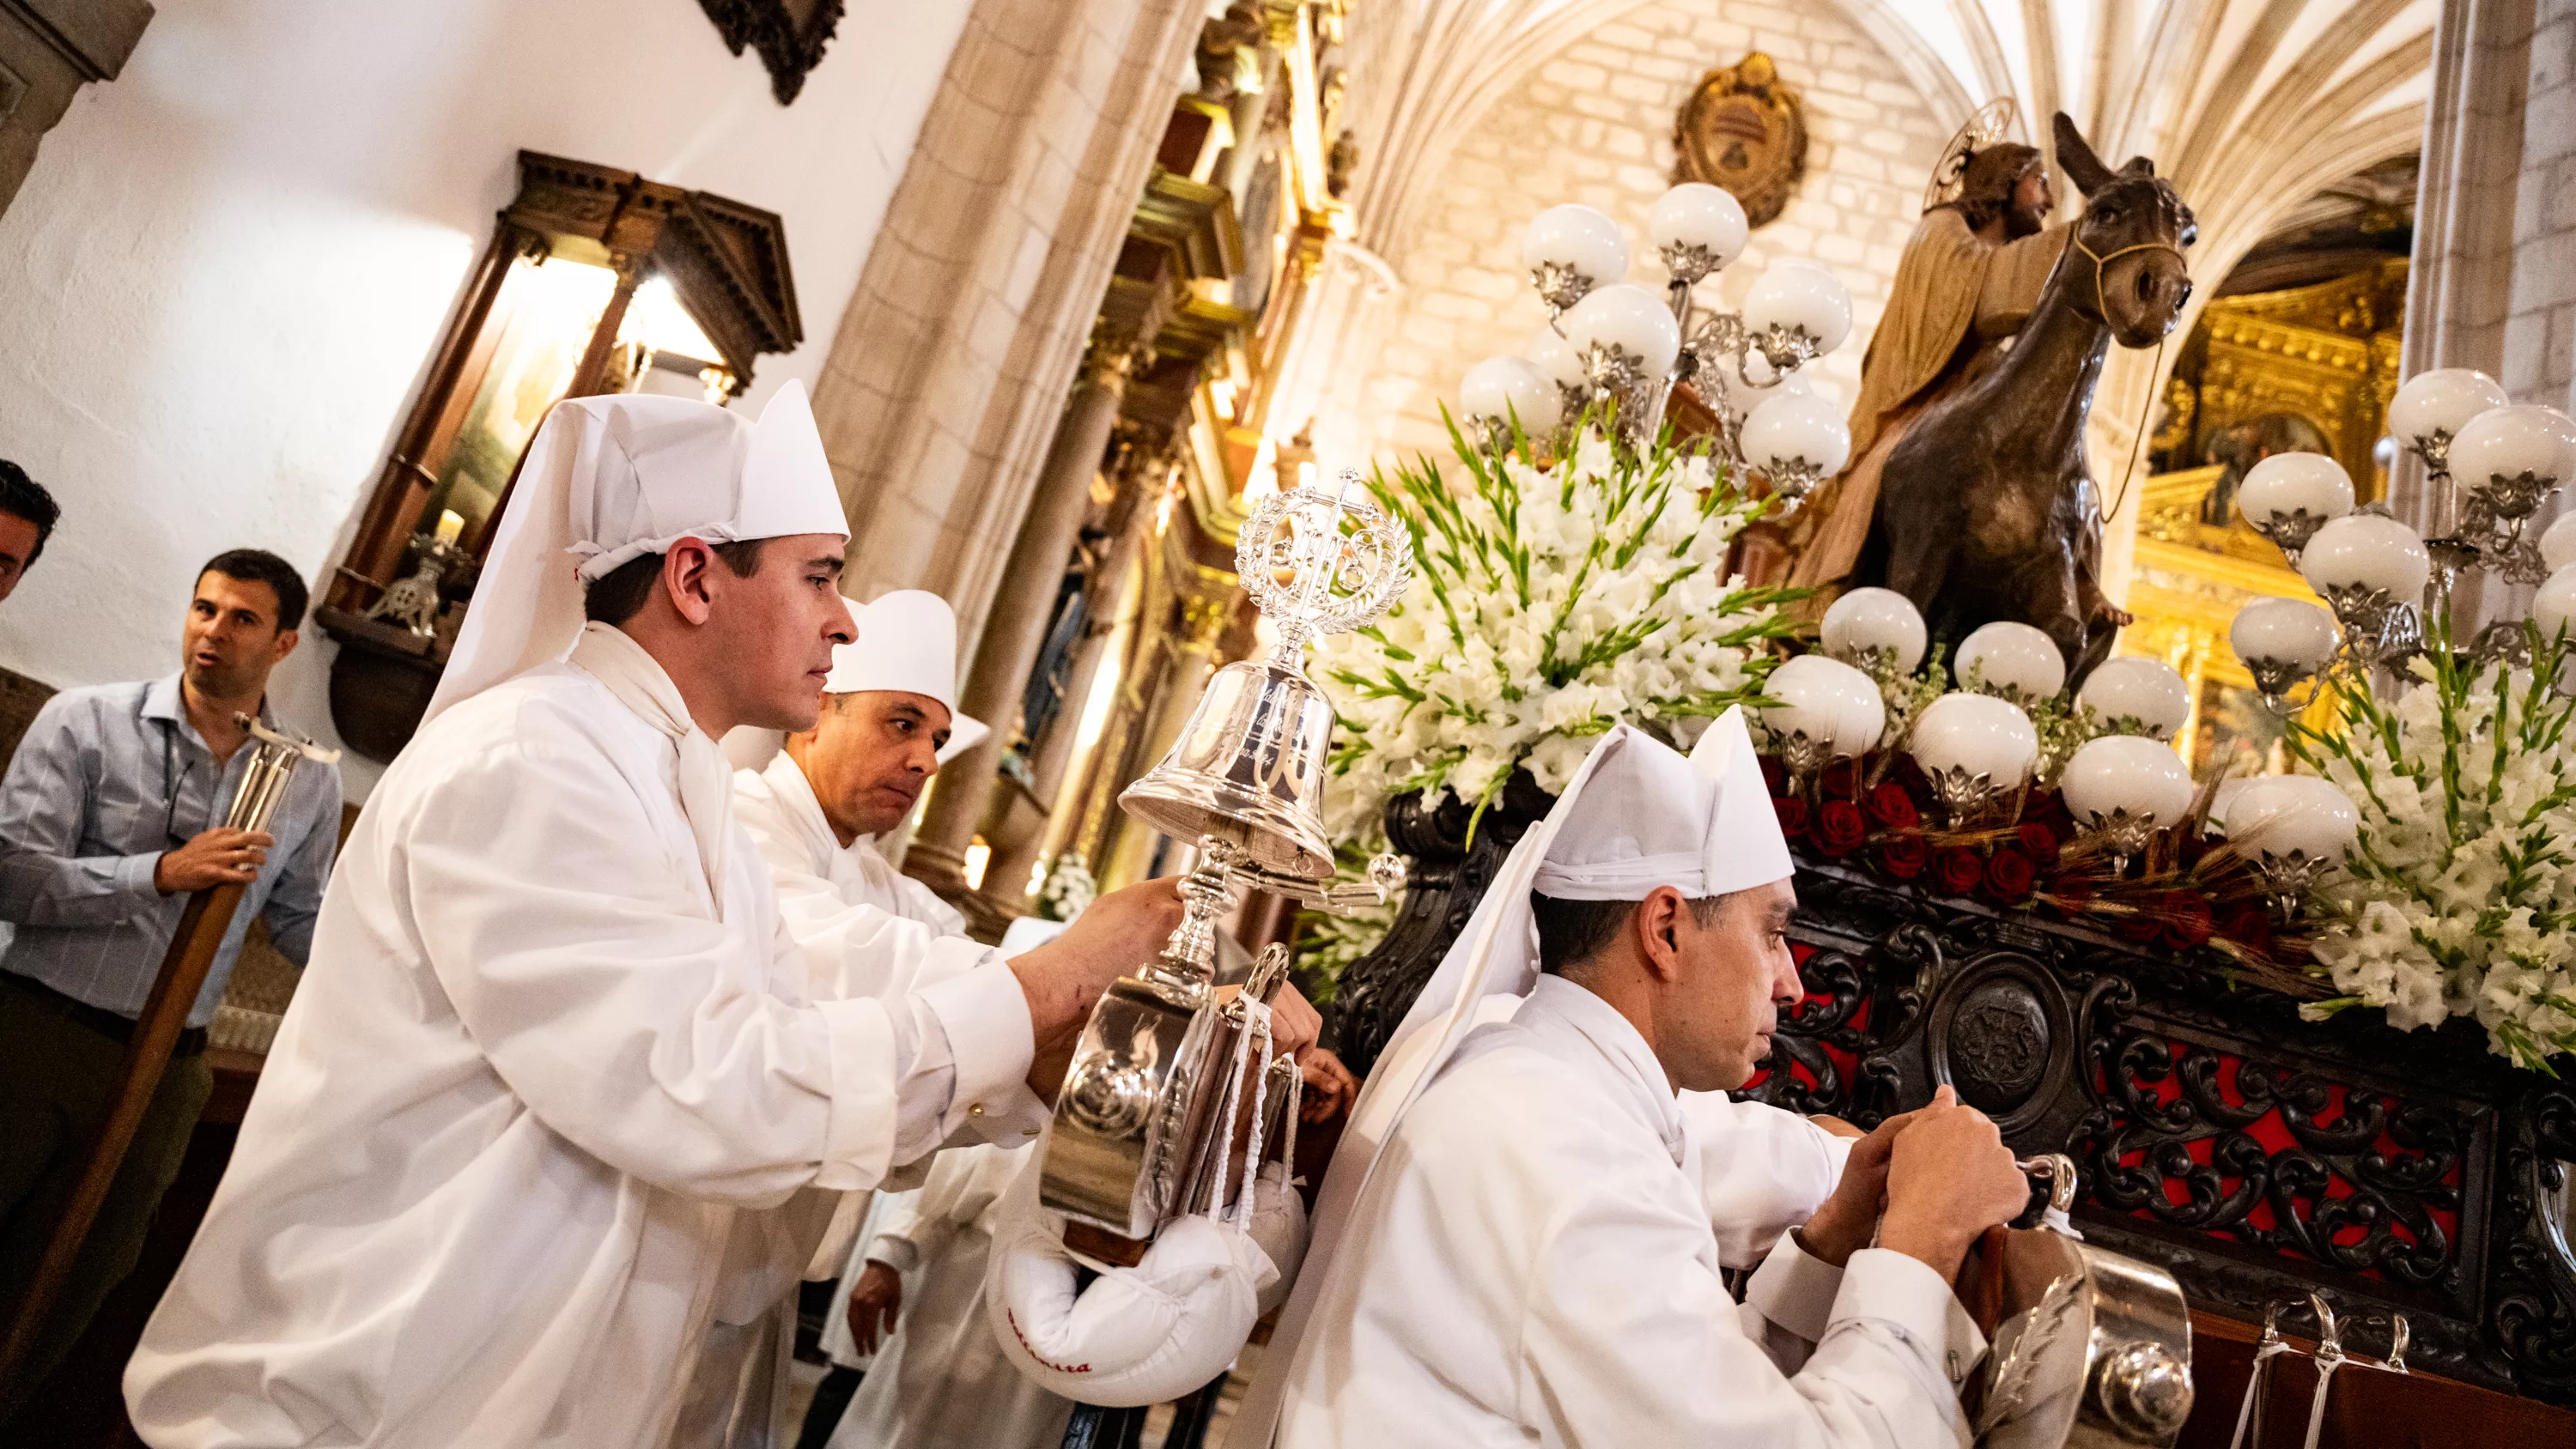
top-left (1856, 112), bottom-right (2196, 685)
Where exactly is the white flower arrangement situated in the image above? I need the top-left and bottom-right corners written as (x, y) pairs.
top-left (1034, 852), bottom-right (1098, 923)
top-left (1312, 420), bottom-right (1795, 849)
top-left (2294, 632), bottom-right (2576, 1074)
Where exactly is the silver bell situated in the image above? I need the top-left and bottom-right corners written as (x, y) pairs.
top-left (1120, 658), bottom-right (1338, 882)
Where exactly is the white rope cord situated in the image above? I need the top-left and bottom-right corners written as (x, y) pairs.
top-left (1230, 1009), bottom-right (1276, 1235)
top-left (1204, 999), bottom-right (1273, 1233)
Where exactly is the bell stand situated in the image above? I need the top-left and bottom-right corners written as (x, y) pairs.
top-left (0, 715), bottom-right (338, 1388)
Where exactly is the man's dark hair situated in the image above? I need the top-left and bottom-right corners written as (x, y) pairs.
top-left (198, 549), bottom-right (310, 632)
top-left (582, 539), bottom-right (766, 626)
top-left (0, 460), bottom-right (60, 565)
top-left (1533, 891), bottom-right (1728, 976)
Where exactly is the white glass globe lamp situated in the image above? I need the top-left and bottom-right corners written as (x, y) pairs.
top-left (2448, 405), bottom-right (2576, 579)
top-left (2060, 735), bottom-right (2195, 872)
top-left (2223, 773), bottom-right (2359, 919)
top-left (2388, 368), bottom-right (2508, 475)
top-left (2077, 657), bottom-right (2191, 740)
top-left (2235, 453), bottom-right (2353, 563)
top-left (1740, 263), bottom-right (1851, 368)
top-left (2299, 514), bottom-right (2428, 661)
top-left (1521, 204), bottom-right (1628, 314)
top-left (1909, 693), bottom-right (2038, 825)
top-left (1956, 620), bottom-right (2066, 703)
top-left (2534, 566), bottom-right (2576, 642)
top-left (2229, 597), bottom-right (2338, 711)
top-left (1759, 654), bottom-right (1886, 795)
top-left (1740, 390), bottom-right (1851, 511)
top-left (2541, 512), bottom-right (2576, 574)
top-left (1559, 282), bottom-right (1680, 393)
top-left (1649, 183), bottom-right (1748, 283)
top-left (1459, 355), bottom-right (1563, 436)
top-left (1820, 587), bottom-right (1927, 677)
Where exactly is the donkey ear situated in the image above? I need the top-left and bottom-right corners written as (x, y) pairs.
top-left (2052, 111), bottom-right (2117, 196)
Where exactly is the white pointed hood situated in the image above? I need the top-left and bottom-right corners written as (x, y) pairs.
top-left (425, 380), bottom-right (848, 724)
top-left (1226, 708), bottom-right (1793, 1446)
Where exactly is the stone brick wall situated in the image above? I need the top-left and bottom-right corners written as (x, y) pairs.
top-left (2506, 0), bottom-right (2576, 409)
top-left (1354, 0), bottom-right (1953, 464)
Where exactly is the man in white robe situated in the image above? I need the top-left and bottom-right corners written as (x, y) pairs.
top-left (732, 590), bottom-right (993, 1009)
top-left (123, 386), bottom-right (1224, 1448)
top-left (685, 588), bottom-right (994, 1448)
top-left (1243, 713), bottom-right (2032, 1447)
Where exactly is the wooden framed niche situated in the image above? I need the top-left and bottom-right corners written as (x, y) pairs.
top-left (318, 150), bottom-right (801, 761)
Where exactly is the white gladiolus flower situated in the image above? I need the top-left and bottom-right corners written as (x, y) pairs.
top-left (2300, 628), bottom-right (2576, 1071)
top-left (1308, 424), bottom-right (1790, 976)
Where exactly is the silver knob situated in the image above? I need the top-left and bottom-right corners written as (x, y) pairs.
top-left (2094, 1340), bottom-right (2194, 1439)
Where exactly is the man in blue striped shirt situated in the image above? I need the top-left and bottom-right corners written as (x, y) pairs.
top-left (0, 549), bottom-right (341, 1420)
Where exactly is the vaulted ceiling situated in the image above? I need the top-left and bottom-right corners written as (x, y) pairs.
top-left (1340, 0), bottom-right (2434, 294)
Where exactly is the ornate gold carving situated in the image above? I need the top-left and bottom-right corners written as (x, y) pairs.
top-left (1672, 52), bottom-right (1807, 228)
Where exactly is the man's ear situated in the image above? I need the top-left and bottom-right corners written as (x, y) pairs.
top-left (271, 627), bottom-right (300, 665)
top-left (661, 538), bottom-right (720, 626)
top-left (1632, 886), bottom-right (1691, 983)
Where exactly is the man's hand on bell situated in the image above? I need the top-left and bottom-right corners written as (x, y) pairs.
top-left (1876, 1085), bottom-right (2031, 1283)
top-left (1007, 877), bottom-right (1185, 1040)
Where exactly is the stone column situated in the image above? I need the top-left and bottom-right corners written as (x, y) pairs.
top-left (985, 482), bottom-right (1153, 911)
top-left (907, 341), bottom-right (1140, 902)
top-left (1099, 588), bottom-right (1236, 889)
top-left (2394, 0), bottom-right (2544, 631)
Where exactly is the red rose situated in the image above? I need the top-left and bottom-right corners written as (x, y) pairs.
top-left (1935, 847), bottom-right (1984, 896)
top-left (2114, 905), bottom-right (2164, 943)
top-left (1815, 800), bottom-right (1868, 857)
top-left (1819, 758), bottom-right (1860, 799)
top-left (2017, 821), bottom-right (2061, 864)
top-left (2161, 891), bottom-right (2215, 949)
top-left (2217, 901), bottom-right (2275, 956)
top-left (1877, 834), bottom-right (1929, 879)
top-left (1983, 845), bottom-right (2038, 903)
top-left (2027, 788), bottom-right (2078, 842)
top-left (1866, 782), bottom-right (1919, 830)
top-left (2049, 876), bottom-right (2096, 915)
top-left (1759, 755), bottom-right (1787, 796)
top-left (1772, 795), bottom-right (1808, 840)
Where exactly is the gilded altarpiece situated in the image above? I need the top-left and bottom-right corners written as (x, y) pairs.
top-left (2120, 261), bottom-right (2405, 776)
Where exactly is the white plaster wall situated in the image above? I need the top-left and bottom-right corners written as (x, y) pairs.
top-left (0, 0), bottom-right (973, 797)
top-left (1357, 0), bottom-right (1952, 464)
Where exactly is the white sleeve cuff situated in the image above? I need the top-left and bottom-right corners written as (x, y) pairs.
top-left (1832, 1247), bottom-right (1989, 1372)
top-left (812, 996), bottom-right (900, 1191)
top-left (1746, 1228), bottom-right (1848, 1344)
top-left (916, 960), bottom-right (1046, 1140)
top-left (865, 1237), bottom-right (922, 1275)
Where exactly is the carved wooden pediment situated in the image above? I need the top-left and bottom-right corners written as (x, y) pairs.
top-left (507, 151), bottom-right (803, 376)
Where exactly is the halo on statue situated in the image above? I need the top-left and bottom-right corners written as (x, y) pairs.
top-left (1922, 97), bottom-right (2024, 215)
